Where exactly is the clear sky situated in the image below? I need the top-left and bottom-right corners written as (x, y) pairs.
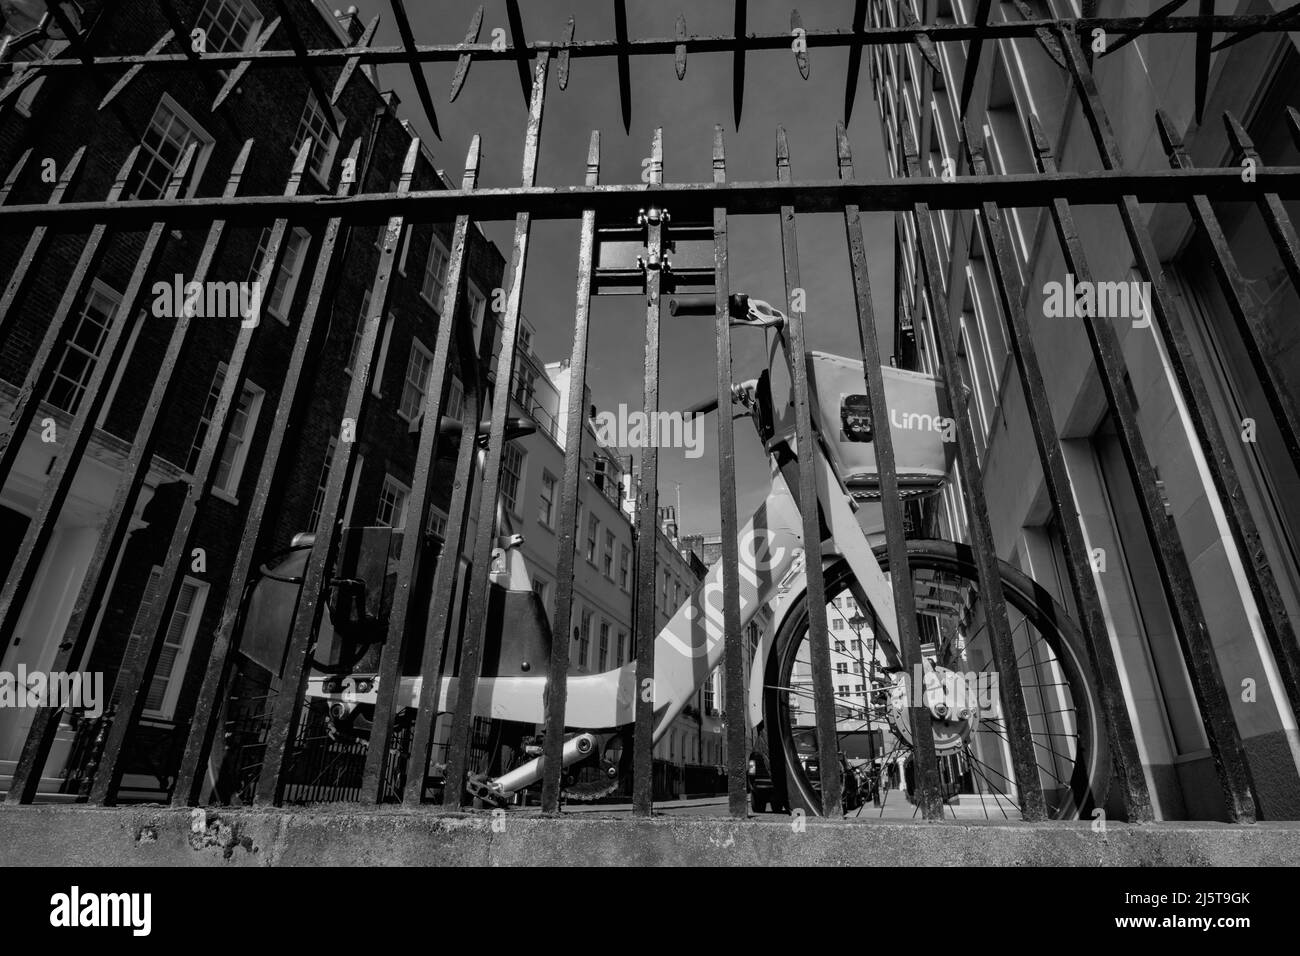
top-left (368, 0), bottom-right (897, 533)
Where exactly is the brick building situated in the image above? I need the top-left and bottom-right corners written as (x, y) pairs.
top-left (0, 0), bottom-right (506, 799)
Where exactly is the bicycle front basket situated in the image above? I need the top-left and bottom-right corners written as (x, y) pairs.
top-left (807, 352), bottom-right (956, 500)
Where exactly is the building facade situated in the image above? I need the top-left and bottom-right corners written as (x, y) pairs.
top-left (872, 0), bottom-right (1300, 818)
top-left (0, 0), bottom-right (506, 799)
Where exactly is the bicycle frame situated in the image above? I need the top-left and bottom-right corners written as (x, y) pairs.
top-left (305, 305), bottom-right (910, 795)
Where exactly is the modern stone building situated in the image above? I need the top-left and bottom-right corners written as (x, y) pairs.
top-left (871, 0), bottom-right (1300, 819)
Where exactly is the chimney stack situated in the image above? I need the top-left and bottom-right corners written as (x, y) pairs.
top-left (334, 5), bottom-right (365, 43)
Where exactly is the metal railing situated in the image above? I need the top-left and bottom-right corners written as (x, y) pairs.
top-left (0, 0), bottom-right (1297, 825)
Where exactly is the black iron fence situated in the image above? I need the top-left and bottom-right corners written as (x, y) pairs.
top-left (0, 0), bottom-right (1297, 825)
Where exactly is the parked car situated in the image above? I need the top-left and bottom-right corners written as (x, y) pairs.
top-left (747, 729), bottom-right (862, 813)
top-left (793, 728), bottom-right (863, 812)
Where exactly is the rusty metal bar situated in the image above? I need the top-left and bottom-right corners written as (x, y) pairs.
top-left (6, 15), bottom-right (1300, 80)
top-left (844, 0), bottom-right (867, 124)
top-left (7, 167), bottom-right (1300, 232)
top-left (448, 5), bottom-right (484, 102)
top-left (1029, 114), bottom-right (1263, 822)
top-left (900, 119), bottom-right (1047, 819)
top-left (958, 0), bottom-right (992, 116)
top-left (98, 138), bottom-right (357, 806)
top-left (170, 141), bottom-right (318, 805)
top-left (557, 15), bottom-right (574, 90)
top-left (775, 126), bottom-right (843, 816)
top-left (540, 129), bottom-right (601, 815)
top-left (1157, 110), bottom-right (1300, 474)
top-left (791, 9), bottom-right (809, 79)
top-left (614, 0), bottom-right (631, 133)
top-left (675, 13), bottom-right (687, 80)
top-left (390, 0), bottom-right (440, 139)
top-left (631, 127), bottom-right (664, 817)
top-left (710, 125), bottom-right (747, 819)
top-left (7, 140), bottom-right (254, 804)
top-left (360, 137), bottom-right (483, 803)
top-left (272, 0), bottom-right (338, 135)
top-left (332, 13), bottom-right (378, 105)
top-left (0, 145), bottom-right (155, 665)
top-left (1155, 109), bottom-right (1300, 728)
top-left (0, 147), bottom-right (32, 203)
top-left (251, 137), bottom-right (420, 807)
top-left (1058, 27), bottom-right (1261, 820)
top-left (97, 29), bottom-right (174, 111)
top-left (213, 16), bottom-right (280, 111)
top-left (402, 147), bottom-right (495, 805)
top-left (962, 124), bottom-right (1153, 821)
top-left (505, 0), bottom-right (533, 107)
top-left (442, 52), bottom-right (552, 808)
top-left (1224, 111), bottom-right (1300, 296)
top-left (836, 121), bottom-right (944, 820)
top-left (733, 0), bottom-right (746, 128)
top-left (0, 146), bottom-right (84, 329)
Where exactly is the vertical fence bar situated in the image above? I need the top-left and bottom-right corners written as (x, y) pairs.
top-left (0, 145), bottom-right (139, 507)
top-left (0, 146), bottom-right (84, 326)
top-left (962, 127), bottom-right (1153, 820)
top-left (899, 120), bottom-right (1047, 820)
top-left (252, 137), bottom-right (421, 807)
top-left (1059, 27), bottom-right (1260, 820)
top-left (99, 138), bottom-right (362, 806)
top-left (403, 159), bottom-right (497, 804)
top-left (541, 129), bottom-right (601, 815)
top-left (631, 127), bottom-right (664, 818)
top-left (775, 126), bottom-right (843, 816)
top-left (712, 125), bottom-right (747, 819)
top-left (442, 52), bottom-right (551, 807)
top-left (1157, 111), bottom-right (1300, 473)
top-left (170, 140), bottom-right (317, 804)
top-left (1224, 111), bottom-right (1300, 295)
top-left (835, 122), bottom-right (944, 819)
top-left (361, 135), bottom-right (483, 803)
top-left (7, 140), bottom-right (253, 804)
top-left (0, 144), bottom-right (179, 669)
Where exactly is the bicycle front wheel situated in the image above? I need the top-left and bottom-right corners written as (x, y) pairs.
top-left (761, 540), bottom-right (1111, 820)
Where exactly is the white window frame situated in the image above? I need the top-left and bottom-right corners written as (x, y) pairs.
top-left (371, 313), bottom-right (395, 398)
top-left (292, 91), bottom-right (343, 185)
top-left (254, 225), bottom-right (310, 324)
top-left (376, 474), bottom-right (410, 529)
top-left (420, 234), bottom-right (451, 308)
top-left (47, 279), bottom-right (122, 415)
top-left (307, 436), bottom-right (338, 533)
top-left (602, 529), bottom-right (615, 579)
top-left (195, 0), bottom-right (262, 54)
top-left (446, 377), bottom-right (465, 422)
top-left (619, 546), bottom-right (631, 591)
top-left (188, 364), bottom-right (264, 500)
top-left (399, 337), bottom-right (434, 422)
top-left (346, 288), bottom-right (371, 375)
top-left (585, 513), bottom-right (599, 564)
top-left (467, 282), bottom-right (487, 343)
top-left (538, 471), bottom-right (557, 528)
top-left (133, 94), bottom-right (214, 200)
top-left (500, 443), bottom-right (525, 515)
top-left (132, 568), bottom-right (209, 720)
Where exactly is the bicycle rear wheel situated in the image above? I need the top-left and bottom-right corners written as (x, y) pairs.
top-left (761, 540), bottom-right (1110, 819)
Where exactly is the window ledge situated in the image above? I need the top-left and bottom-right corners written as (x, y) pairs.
top-left (210, 486), bottom-right (240, 506)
